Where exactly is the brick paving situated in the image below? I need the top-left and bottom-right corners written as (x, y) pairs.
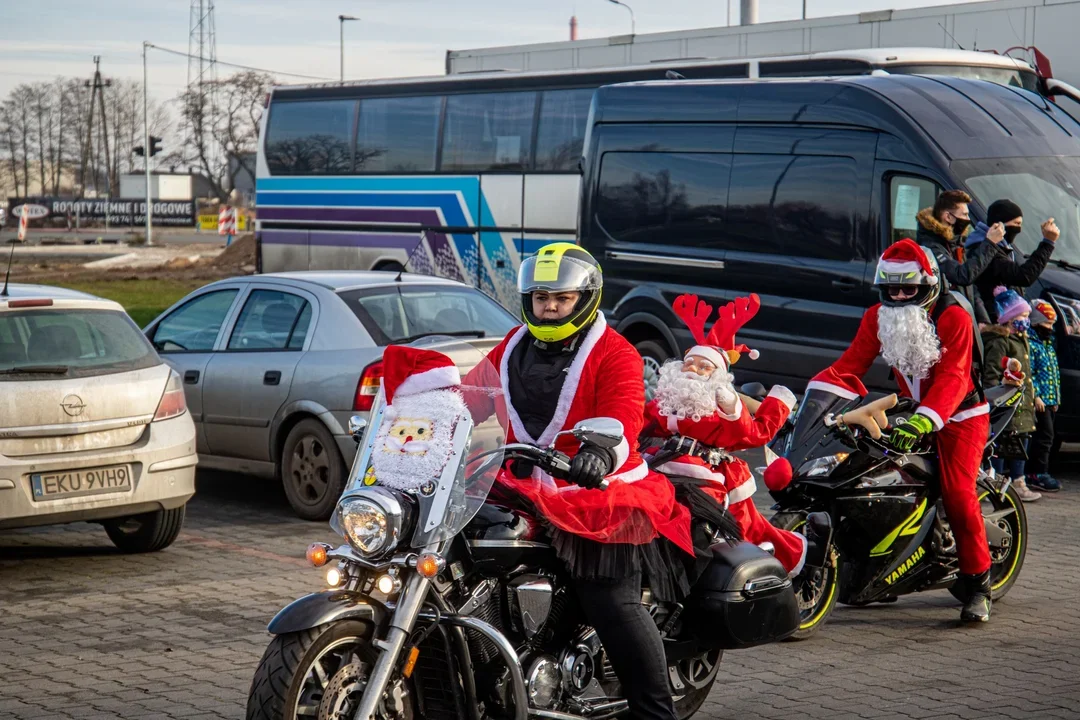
top-left (2, 464), bottom-right (1079, 720)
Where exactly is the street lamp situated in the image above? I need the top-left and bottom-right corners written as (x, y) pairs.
top-left (339, 14), bottom-right (359, 82)
top-left (606, 0), bottom-right (635, 36)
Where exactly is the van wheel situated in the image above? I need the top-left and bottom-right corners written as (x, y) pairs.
top-left (104, 505), bottom-right (185, 553)
top-left (281, 419), bottom-right (347, 521)
top-left (635, 339), bottom-right (671, 402)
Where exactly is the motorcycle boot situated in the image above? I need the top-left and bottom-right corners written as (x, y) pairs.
top-left (959, 570), bottom-right (992, 623)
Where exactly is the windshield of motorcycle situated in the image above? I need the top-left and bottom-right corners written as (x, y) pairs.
top-left (774, 387), bottom-right (857, 464)
top-left (332, 336), bottom-right (509, 549)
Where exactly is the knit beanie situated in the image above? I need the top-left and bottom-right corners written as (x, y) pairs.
top-left (1030, 299), bottom-right (1057, 327)
top-left (993, 285), bottom-right (1031, 324)
top-left (987, 199), bottom-right (1023, 228)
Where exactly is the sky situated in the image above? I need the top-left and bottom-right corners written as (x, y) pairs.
top-left (2, 0), bottom-right (982, 103)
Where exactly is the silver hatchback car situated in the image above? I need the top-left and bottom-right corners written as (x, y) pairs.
top-left (143, 271), bottom-right (516, 520)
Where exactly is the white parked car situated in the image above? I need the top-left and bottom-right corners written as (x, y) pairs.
top-left (0, 285), bottom-right (197, 552)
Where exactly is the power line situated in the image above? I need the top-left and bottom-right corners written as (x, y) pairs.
top-left (145, 43), bottom-right (332, 81)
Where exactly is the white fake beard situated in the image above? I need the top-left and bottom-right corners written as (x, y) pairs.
top-left (654, 360), bottom-right (737, 423)
top-left (877, 304), bottom-right (942, 381)
top-left (371, 389), bottom-right (466, 491)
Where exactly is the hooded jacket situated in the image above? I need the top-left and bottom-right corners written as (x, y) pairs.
top-left (981, 324), bottom-right (1036, 434)
top-left (964, 222), bottom-right (1055, 322)
top-left (915, 208), bottom-right (994, 325)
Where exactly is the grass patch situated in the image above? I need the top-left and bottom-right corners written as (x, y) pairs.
top-left (51, 278), bottom-right (206, 327)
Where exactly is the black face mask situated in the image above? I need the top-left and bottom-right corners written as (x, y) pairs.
top-left (951, 217), bottom-right (971, 236)
top-left (1004, 226), bottom-right (1022, 244)
top-left (1035, 325), bottom-right (1054, 341)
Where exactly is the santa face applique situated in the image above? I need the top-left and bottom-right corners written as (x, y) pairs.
top-left (383, 417), bottom-right (434, 456)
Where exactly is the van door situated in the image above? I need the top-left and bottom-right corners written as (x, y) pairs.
top-left (718, 127), bottom-right (879, 385)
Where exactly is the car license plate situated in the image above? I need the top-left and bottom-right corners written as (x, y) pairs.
top-left (31, 464), bottom-right (133, 501)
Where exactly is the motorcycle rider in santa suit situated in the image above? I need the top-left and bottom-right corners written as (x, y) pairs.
top-left (808, 239), bottom-right (994, 623)
top-left (465, 242), bottom-right (697, 720)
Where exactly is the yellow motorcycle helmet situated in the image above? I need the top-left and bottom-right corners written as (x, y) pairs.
top-left (519, 242), bottom-right (603, 343)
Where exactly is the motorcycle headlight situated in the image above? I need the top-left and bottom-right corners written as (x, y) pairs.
top-left (338, 488), bottom-right (403, 557)
top-left (797, 452), bottom-right (849, 478)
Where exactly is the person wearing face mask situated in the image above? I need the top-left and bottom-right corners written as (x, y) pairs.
top-left (916, 189), bottom-right (1004, 326)
top-left (1026, 299), bottom-right (1062, 493)
top-left (981, 287), bottom-right (1040, 502)
top-left (965, 199), bottom-right (1058, 322)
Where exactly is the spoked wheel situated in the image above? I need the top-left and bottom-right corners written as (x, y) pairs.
top-left (669, 649), bottom-right (722, 719)
top-left (772, 512), bottom-right (839, 640)
top-left (948, 484), bottom-right (1028, 604)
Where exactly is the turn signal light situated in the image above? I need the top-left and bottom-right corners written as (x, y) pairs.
top-left (353, 361), bottom-right (383, 411)
top-left (415, 552), bottom-right (443, 579)
top-left (306, 543), bottom-right (331, 567)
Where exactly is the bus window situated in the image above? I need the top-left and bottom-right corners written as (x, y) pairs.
top-left (441, 91), bottom-right (537, 172)
top-left (535, 88), bottom-right (594, 172)
top-left (265, 99), bottom-right (357, 175)
top-left (356, 96), bottom-right (443, 173)
top-left (888, 175), bottom-right (939, 246)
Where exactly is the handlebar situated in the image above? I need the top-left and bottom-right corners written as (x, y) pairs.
top-left (500, 444), bottom-right (610, 490)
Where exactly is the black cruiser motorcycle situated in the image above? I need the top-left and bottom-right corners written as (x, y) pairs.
top-left (764, 384), bottom-right (1028, 639)
top-left (246, 339), bottom-right (799, 720)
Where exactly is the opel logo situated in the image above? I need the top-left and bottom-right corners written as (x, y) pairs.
top-left (61, 394), bottom-right (86, 417)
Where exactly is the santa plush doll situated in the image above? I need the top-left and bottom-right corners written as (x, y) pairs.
top-left (642, 293), bottom-right (813, 576)
top-left (370, 345), bottom-right (467, 491)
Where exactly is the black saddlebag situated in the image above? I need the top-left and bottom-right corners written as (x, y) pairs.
top-left (683, 541), bottom-right (799, 649)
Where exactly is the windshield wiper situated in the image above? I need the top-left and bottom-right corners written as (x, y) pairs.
top-left (394, 330), bottom-right (486, 344)
top-left (0, 365), bottom-right (69, 375)
top-left (1053, 258), bottom-right (1080, 272)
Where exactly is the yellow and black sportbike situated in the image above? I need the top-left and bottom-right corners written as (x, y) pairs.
top-left (764, 384), bottom-right (1028, 639)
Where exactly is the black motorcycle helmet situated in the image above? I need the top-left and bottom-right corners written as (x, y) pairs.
top-left (874, 239), bottom-right (942, 311)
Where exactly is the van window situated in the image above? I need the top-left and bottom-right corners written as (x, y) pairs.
top-left (265, 100), bottom-right (356, 175)
top-left (726, 155), bottom-right (859, 260)
top-left (594, 152), bottom-right (730, 246)
top-left (888, 175), bottom-right (939, 246)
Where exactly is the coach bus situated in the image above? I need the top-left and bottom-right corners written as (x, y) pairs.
top-left (254, 47), bottom-right (1051, 309)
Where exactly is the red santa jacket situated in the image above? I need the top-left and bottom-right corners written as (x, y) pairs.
top-left (465, 314), bottom-right (693, 553)
top-left (808, 303), bottom-right (988, 430)
top-left (643, 388), bottom-right (795, 504)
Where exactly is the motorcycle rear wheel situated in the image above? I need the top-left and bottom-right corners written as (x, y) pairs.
top-left (948, 483), bottom-right (1028, 604)
top-left (771, 512), bottom-right (839, 640)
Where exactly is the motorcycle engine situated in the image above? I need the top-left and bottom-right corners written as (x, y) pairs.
top-left (508, 575), bottom-right (554, 638)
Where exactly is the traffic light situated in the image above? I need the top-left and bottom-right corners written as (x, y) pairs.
top-left (149, 136), bottom-right (163, 157)
top-left (133, 146), bottom-right (145, 157)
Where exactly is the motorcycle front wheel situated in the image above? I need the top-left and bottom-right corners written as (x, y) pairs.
top-left (246, 620), bottom-right (411, 720)
top-left (670, 649), bottom-right (723, 718)
top-left (948, 483), bottom-right (1028, 604)
top-left (771, 512), bottom-right (839, 640)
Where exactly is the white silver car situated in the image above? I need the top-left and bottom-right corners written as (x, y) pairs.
top-left (0, 285), bottom-right (197, 552)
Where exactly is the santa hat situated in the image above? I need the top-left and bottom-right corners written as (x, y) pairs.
top-left (672, 293), bottom-right (762, 369)
top-left (876, 239), bottom-right (938, 286)
top-left (381, 345), bottom-right (460, 405)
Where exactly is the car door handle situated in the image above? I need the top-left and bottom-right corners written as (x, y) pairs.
top-left (264, 371), bottom-right (282, 386)
top-left (183, 370), bottom-right (200, 385)
top-left (831, 279), bottom-right (859, 291)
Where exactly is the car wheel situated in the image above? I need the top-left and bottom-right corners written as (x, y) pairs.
top-left (103, 505), bottom-right (185, 553)
top-left (281, 419), bottom-right (347, 521)
top-left (635, 339), bottom-right (671, 403)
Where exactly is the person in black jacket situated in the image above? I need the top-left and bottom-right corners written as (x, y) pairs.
top-left (963, 199), bottom-right (1058, 322)
top-left (915, 189), bottom-right (1005, 325)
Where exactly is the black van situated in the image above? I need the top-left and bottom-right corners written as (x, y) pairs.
top-left (579, 75), bottom-right (1080, 443)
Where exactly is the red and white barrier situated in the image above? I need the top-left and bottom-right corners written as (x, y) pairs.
top-left (17, 205), bottom-right (29, 242)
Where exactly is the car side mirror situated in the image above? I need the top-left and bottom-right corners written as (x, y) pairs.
top-left (740, 382), bottom-right (767, 400)
top-left (569, 417), bottom-right (624, 449)
top-left (348, 415), bottom-right (368, 444)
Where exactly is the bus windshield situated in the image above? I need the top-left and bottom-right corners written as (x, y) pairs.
top-left (958, 156), bottom-right (1080, 267)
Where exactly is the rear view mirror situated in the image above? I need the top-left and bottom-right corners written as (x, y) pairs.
top-left (348, 415), bottom-right (368, 443)
top-left (740, 382), bottom-right (767, 400)
top-left (570, 417), bottom-right (624, 449)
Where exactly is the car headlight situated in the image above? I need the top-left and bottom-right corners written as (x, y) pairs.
top-left (796, 452), bottom-right (849, 478)
top-left (338, 488), bottom-right (403, 557)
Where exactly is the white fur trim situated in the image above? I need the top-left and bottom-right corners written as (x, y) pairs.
top-left (608, 459), bottom-right (648, 484)
top-left (612, 435), bottom-right (630, 470)
top-left (686, 345), bottom-right (728, 370)
top-left (805, 380), bottom-right (859, 400)
top-left (665, 415), bottom-right (680, 434)
top-left (915, 406), bottom-right (944, 431)
top-left (393, 365), bottom-right (461, 400)
top-left (877, 258), bottom-right (938, 284)
top-left (717, 395), bottom-right (743, 421)
top-left (950, 403), bottom-right (989, 423)
top-left (767, 385), bottom-right (797, 411)
top-left (502, 313), bottom-right (608, 447)
top-left (726, 477), bottom-right (758, 504)
top-left (655, 460), bottom-right (727, 484)
top-left (748, 349), bottom-right (760, 360)
top-left (789, 532), bottom-right (809, 578)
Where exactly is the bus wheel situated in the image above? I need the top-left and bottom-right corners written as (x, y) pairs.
top-left (635, 339), bottom-right (671, 402)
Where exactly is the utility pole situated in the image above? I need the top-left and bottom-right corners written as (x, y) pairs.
top-left (339, 15), bottom-right (359, 82)
top-left (143, 42), bottom-right (153, 247)
top-left (79, 56), bottom-right (113, 197)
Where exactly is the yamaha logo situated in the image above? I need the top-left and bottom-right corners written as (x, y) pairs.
top-left (61, 395), bottom-right (86, 417)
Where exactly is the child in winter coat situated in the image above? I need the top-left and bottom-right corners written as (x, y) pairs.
top-left (1026, 299), bottom-right (1062, 492)
top-left (982, 286), bottom-right (1039, 502)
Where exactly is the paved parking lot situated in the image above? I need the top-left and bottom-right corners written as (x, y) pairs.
top-left (2, 463), bottom-right (1079, 720)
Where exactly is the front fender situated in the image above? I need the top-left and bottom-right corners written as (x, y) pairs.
top-left (267, 590), bottom-right (389, 635)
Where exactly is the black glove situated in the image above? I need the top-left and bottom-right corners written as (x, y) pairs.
top-left (508, 457), bottom-right (535, 480)
top-left (568, 446), bottom-right (613, 490)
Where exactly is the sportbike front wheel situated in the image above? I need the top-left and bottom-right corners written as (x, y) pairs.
top-left (948, 484), bottom-right (1028, 604)
top-left (772, 512), bottom-right (839, 640)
